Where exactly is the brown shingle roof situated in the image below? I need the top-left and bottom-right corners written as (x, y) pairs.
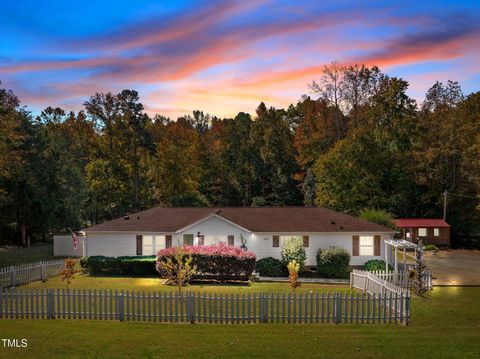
top-left (82, 207), bottom-right (394, 233)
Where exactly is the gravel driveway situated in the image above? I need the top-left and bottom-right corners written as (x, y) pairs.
top-left (424, 249), bottom-right (480, 285)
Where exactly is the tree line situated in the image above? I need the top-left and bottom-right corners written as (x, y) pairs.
top-left (1, 63), bottom-right (479, 247)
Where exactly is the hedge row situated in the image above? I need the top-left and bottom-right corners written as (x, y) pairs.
top-left (157, 243), bottom-right (256, 282)
top-left (79, 256), bottom-right (157, 276)
top-left (80, 243), bottom-right (257, 281)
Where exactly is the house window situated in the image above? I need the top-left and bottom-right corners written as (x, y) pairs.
top-left (302, 235), bottom-right (309, 248)
top-left (228, 235), bottom-right (234, 246)
top-left (418, 228), bottom-right (427, 237)
top-left (272, 235), bottom-right (279, 247)
top-left (359, 236), bottom-right (374, 256)
top-left (434, 228), bottom-right (440, 237)
top-left (183, 234), bottom-right (194, 245)
top-left (143, 235), bottom-right (153, 255)
top-left (141, 235), bottom-right (166, 255)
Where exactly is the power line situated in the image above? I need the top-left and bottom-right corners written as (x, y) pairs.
top-left (446, 192), bottom-right (480, 200)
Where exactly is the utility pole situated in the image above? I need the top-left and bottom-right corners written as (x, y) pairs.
top-left (443, 190), bottom-right (448, 220)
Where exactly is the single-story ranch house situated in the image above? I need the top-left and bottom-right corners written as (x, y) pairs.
top-left (80, 207), bottom-right (394, 266)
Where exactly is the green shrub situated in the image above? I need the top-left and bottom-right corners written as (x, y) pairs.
top-left (255, 257), bottom-right (286, 277)
top-left (424, 244), bottom-right (439, 251)
top-left (358, 208), bottom-right (395, 229)
top-left (281, 236), bottom-right (307, 272)
top-left (363, 259), bottom-right (392, 272)
top-left (316, 246), bottom-right (350, 278)
top-left (80, 256), bottom-right (157, 276)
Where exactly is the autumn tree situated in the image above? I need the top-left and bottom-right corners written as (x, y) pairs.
top-left (314, 75), bottom-right (419, 215)
top-left (250, 103), bottom-right (301, 205)
top-left (149, 120), bottom-right (202, 205)
top-left (414, 83), bottom-right (480, 246)
top-left (84, 90), bottom-right (153, 220)
top-left (310, 61), bottom-right (347, 140)
top-left (293, 97), bottom-right (337, 173)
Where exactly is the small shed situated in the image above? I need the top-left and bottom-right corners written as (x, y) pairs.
top-left (393, 218), bottom-right (450, 246)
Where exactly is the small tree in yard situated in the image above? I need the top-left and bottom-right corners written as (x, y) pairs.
top-left (287, 260), bottom-right (301, 292)
top-left (411, 240), bottom-right (428, 296)
top-left (58, 258), bottom-right (81, 290)
top-left (281, 236), bottom-right (307, 272)
top-left (156, 247), bottom-right (197, 294)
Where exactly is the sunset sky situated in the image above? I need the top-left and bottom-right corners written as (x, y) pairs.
top-left (1, 0), bottom-right (479, 118)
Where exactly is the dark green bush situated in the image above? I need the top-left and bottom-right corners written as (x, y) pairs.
top-left (80, 256), bottom-right (157, 276)
top-left (255, 257), bottom-right (286, 277)
top-left (316, 247), bottom-right (350, 278)
top-left (423, 244), bottom-right (439, 251)
top-left (363, 259), bottom-right (392, 272)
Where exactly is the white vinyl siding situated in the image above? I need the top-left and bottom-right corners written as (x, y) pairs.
top-left (359, 236), bottom-right (374, 256)
top-left (84, 214), bottom-right (393, 266)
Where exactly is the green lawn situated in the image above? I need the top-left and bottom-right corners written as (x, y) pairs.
top-left (19, 273), bottom-right (350, 294)
top-left (0, 243), bottom-right (59, 267)
top-left (1, 275), bottom-right (479, 358)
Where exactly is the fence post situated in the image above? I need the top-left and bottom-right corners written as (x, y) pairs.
top-left (259, 294), bottom-right (267, 323)
top-left (350, 272), bottom-right (353, 289)
top-left (10, 267), bottom-right (16, 287)
top-left (117, 292), bottom-right (124, 321)
top-left (40, 263), bottom-right (46, 282)
top-left (405, 295), bottom-right (410, 325)
top-left (47, 289), bottom-right (55, 319)
top-left (337, 294), bottom-right (342, 324)
top-left (185, 292), bottom-right (191, 323)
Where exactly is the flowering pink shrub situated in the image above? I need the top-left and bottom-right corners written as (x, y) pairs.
top-left (157, 243), bottom-right (256, 282)
top-left (158, 242), bottom-right (256, 259)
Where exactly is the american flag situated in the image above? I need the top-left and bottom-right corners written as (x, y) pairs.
top-left (69, 228), bottom-right (79, 250)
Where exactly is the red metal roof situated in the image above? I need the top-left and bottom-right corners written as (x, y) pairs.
top-left (394, 218), bottom-right (450, 228)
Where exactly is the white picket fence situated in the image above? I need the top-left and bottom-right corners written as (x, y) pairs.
top-left (0, 260), bottom-right (65, 288)
top-left (350, 270), bottom-right (410, 322)
top-left (0, 289), bottom-right (410, 324)
top-left (359, 269), bottom-right (433, 291)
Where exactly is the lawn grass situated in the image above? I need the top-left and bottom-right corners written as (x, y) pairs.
top-left (21, 273), bottom-right (350, 294)
top-left (1, 276), bottom-right (479, 358)
top-left (0, 243), bottom-right (59, 267)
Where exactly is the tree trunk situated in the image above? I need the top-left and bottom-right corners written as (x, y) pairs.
top-left (133, 141), bottom-right (140, 211)
top-left (20, 218), bottom-right (27, 247)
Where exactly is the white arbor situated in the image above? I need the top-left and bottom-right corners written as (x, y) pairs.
top-left (384, 239), bottom-right (417, 272)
